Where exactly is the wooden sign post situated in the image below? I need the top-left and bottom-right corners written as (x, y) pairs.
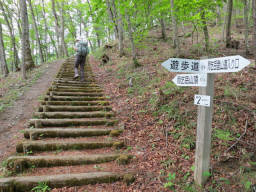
top-left (161, 55), bottom-right (250, 186)
top-left (194, 73), bottom-right (214, 185)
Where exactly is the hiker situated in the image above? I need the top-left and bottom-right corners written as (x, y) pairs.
top-left (74, 39), bottom-right (89, 81)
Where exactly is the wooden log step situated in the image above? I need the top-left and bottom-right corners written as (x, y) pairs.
top-left (48, 91), bottom-right (104, 97)
top-left (54, 79), bottom-right (94, 84)
top-left (23, 128), bottom-right (123, 139)
top-left (44, 96), bottom-right (107, 101)
top-left (49, 88), bottom-right (103, 92)
top-left (0, 172), bottom-right (133, 192)
top-left (34, 112), bottom-right (114, 119)
top-left (29, 118), bottom-right (118, 128)
top-left (53, 82), bottom-right (99, 86)
top-left (40, 101), bottom-right (110, 106)
top-left (6, 153), bottom-right (130, 173)
top-left (38, 105), bottom-right (112, 112)
top-left (51, 85), bottom-right (101, 89)
top-left (16, 140), bottom-right (124, 152)
top-left (52, 84), bottom-right (100, 88)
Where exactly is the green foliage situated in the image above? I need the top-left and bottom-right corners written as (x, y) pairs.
top-left (214, 129), bottom-right (234, 141)
top-left (244, 181), bottom-right (251, 190)
top-left (164, 172), bottom-right (176, 189)
top-left (32, 182), bottom-right (51, 192)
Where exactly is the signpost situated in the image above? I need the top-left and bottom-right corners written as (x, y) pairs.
top-left (161, 55), bottom-right (250, 186)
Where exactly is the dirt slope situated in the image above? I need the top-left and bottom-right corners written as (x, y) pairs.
top-left (0, 59), bottom-right (64, 162)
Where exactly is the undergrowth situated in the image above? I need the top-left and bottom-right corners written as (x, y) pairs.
top-left (0, 63), bottom-right (50, 112)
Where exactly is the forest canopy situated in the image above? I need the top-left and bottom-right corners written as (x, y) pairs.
top-left (0, 0), bottom-right (255, 78)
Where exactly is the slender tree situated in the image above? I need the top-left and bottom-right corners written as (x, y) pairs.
top-left (226, 0), bottom-right (233, 47)
top-left (201, 11), bottom-right (209, 52)
top-left (126, 8), bottom-right (140, 67)
top-left (117, 3), bottom-right (125, 56)
top-left (170, 0), bottom-right (180, 54)
top-left (28, 0), bottom-right (45, 64)
top-left (106, 0), bottom-right (118, 40)
top-left (51, 0), bottom-right (61, 57)
top-left (0, 22), bottom-right (9, 77)
top-left (41, 0), bottom-right (58, 58)
top-left (244, 0), bottom-right (249, 55)
top-left (159, 13), bottom-right (167, 40)
top-left (59, 1), bottom-right (68, 57)
top-left (20, 0), bottom-right (34, 79)
top-left (253, 0), bottom-right (256, 65)
top-left (0, 1), bottom-right (19, 71)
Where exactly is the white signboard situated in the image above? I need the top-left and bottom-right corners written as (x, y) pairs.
top-left (200, 55), bottom-right (250, 73)
top-left (161, 55), bottom-right (250, 74)
top-left (172, 74), bottom-right (207, 87)
top-left (161, 58), bottom-right (201, 73)
top-left (194, 95), bottom-right (211, 107)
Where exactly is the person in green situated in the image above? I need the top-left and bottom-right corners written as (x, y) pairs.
top-left (74, 39), bottom-right (89, 81)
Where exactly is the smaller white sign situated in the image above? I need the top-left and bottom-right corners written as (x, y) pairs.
top-left (194, 95), bottom-right (211, 107)
top-left (172, 74), bottom-right (207, 87)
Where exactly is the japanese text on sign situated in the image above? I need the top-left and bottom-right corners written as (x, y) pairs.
top-left (161, 58), bottom-right (200, 73)
top-left (172, 74), bottom-right (207, 87)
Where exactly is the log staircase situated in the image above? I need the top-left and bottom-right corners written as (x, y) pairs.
top-left (0, 57), bottom-right (134, 191)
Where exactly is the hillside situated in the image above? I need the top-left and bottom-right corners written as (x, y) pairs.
top-left (88, 25), bottom-right (256, 191)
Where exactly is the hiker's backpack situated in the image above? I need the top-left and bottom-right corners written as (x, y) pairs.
top-left (77, 42), bottom-right (89, 57)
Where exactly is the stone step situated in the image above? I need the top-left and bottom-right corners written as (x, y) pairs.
top-left (44, 96), bottom-right (107, 101)
top-left (16, 140), bottom-right (124, 153)
top-left (34, 112), bottom-right (114, 119)
top-left (38, 105), bottom-right (112, 112)
top-left (40, 101), bottom-right (110, 106)
top-left (48, 91), bottom-right (104, 97)
top-left (6, 153), bottom-right (130, 173)
top-left (23, 128), bottom-right (122, 139)
top-left (0, 172), bottom-right (134, 192)
top-left (29, 118), bottom-right (118, 128)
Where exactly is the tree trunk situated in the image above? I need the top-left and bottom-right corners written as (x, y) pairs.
top-left (86, 0), bottom-right (101, 48)
top-left (170, 0), bottom-right (180, 53)
top-left (253, 0), bottom-right (256, 64)
top-left (78, 10), bottom-right (82, 37)
top-left (106, 0), bottom-right (118, 40)
top-left (20, 0), bottom-right (34, 78)
top-left (0, 22), bottom-right (9, 77)
top-left (0, 1), bottom-right (19, 71)
top-left (244, 0), bottom-right (249, 55)
top-left (82, 20), bottom-right (93, 50)
top-left (226, 0), bottom-right (233, 47)
top-left (117, 3), bottom-right (125, 57)
top-left (28, 0), bottom-right (44, 64)
top-left (42, 0), bottom-right (58, 58)
top-left (60, 1), bottom-right (68, 57)
top-left (201, 11), bottom-right (209, 53)
top-left (126, 9), bottom-right (140, 68)
top-left (67, 13), bottom-right (77, 40)
top-left (51, 0), bottom-right (61, 57)
top-left (222, 3), bottom-right (227, 41)
top-left (216, 4), bottom-right (222, 26)
top-left (159, 14), bottom-right (166, 40)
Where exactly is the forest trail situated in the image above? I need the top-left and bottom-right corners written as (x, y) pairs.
top-left (0, 57), bottom-right (134, 191)
top-left (0, 59), bottom-right (64, 162)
